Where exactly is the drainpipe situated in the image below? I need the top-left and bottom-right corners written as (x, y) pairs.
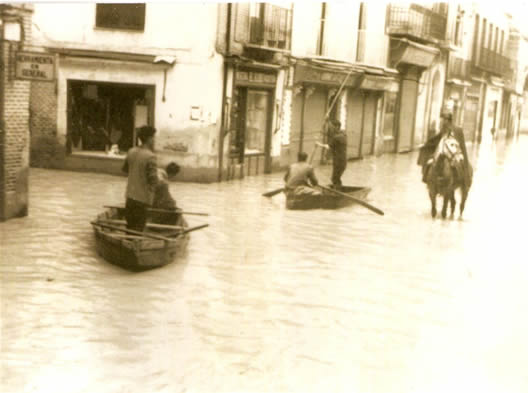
top-left (218, 3), bottom-right (232, 182)
top-left (0, 13), bottom-right (5, 220)
top-left (299, 85), bottom-right (306, 153)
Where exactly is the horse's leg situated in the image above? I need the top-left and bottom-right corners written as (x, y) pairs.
top-left (459, 186), bottom-right (468, 219)
top-left (441, 193), bottom-right (448, 219)
top-left (428, 187), bottom-right (437, 218)
top-left (450, 190), bottom-right (456, 219)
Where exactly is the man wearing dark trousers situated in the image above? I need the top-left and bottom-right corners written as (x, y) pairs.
top-left (325, 120), bottom-right (347, 188)
top-left (122, 126), bottom-right (158, 231)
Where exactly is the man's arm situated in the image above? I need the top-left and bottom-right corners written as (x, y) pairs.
top-left (284, 167), bottom-right (290, 183)
top-left (122, 156), bottom-right (129, 174)
top-left (146, 156), bottom-right (158, 189)
top-left (308, 167), bottom-right (318, 187)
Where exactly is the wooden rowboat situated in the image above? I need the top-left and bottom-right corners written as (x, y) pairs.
top-left (286, 186), bottom-right (371, 210)
top-left (91, 207), bottom-right (190, 271)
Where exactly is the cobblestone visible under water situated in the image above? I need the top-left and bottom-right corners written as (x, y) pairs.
top-left (2, 136), bottom-right (528, 393)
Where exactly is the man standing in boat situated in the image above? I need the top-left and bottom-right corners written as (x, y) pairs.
top-left (122, 125), bottom-right (158, 231)
top-left (324, 119), bottom-right (347, 189)
top-left (284, 151), bottom-right (320, 195)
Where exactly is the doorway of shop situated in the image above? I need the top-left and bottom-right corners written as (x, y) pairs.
top-left (67, 80), bottom-right (155, 155)
top-left (229, 87), bottom-right (273, 176)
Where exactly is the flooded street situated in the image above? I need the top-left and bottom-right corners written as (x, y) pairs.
top-left (2, 136), bottom-right (528, 393)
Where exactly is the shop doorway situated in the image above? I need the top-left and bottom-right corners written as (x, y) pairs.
top-left (230, 87), bottom-right (273, 175)
top-left (463, 96), bottom-right (479, 142)
top-left (67, 80), bottom-right (155, 154)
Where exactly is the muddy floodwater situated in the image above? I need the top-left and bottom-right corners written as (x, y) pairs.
top-left (2, 136), bottom-right (528, 393)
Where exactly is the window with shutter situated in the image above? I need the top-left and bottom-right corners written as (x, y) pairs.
top-left (95, 3), bottom-right (145, 31)
top-left (234, 3), bottom-right (251, 43)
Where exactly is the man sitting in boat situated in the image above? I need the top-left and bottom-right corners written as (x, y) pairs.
top-left (151, 162), bottom-right (181, 225)
top-left (284, 151), bottom-right (321, 195)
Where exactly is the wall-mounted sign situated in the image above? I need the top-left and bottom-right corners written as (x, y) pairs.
top-left (236, 70), bottom-right (276, 85)
top-left (294, 65), bottom-right (360, 87)
top-left (360, 75), bottom-right (399, 92)
top-left (16, 52), bottom-right (55, 81)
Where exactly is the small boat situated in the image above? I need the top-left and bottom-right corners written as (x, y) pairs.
top-left (91, 207), bottom-right (190, 271)
top-left (286, 185), bottom-right (371, 210)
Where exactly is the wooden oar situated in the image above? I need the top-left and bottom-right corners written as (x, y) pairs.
top-left (97, 219), bottom-right (184, 231)
top-left (318, 185), bottom-right (384, 216)
top-left (262, 188), bottom-right (284, 197)
top-left (182, 224), bottom-right (209, 234)
top-left (90, 221), bottom-right (176, 242)
top-left (103, 205), bottom-right (209, 216)
top-left (164, 224), bottom-right (210, 238)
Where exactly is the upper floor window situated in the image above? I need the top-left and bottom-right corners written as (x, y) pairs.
top-left (356, 2), bottom-right (367, 62)
top-left (316, 3), bottom-right (327, 56)
top-left (95, 3), bottom-right (146, 31)
top-left (454, 6), bottom-right (464, 47)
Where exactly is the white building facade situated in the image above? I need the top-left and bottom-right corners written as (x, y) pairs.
top-left (31, 3), bottom-right (224, 181)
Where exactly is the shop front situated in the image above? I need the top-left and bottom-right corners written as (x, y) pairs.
top-left (40, 48), bottom-right (174, 175)
top-left (67, 80), bottom-right (155, 155)
top-left (388, 38), bottom-right (440, 153)
top-left (290, 60), bottom-right (363, 164)
top-left (225, 63), bottom-right (283, 179)
top-left (346, 74), bottom-right (398, 159)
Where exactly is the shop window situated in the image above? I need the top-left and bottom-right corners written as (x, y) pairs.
top-left (383, 92), bottom-right (397, 139)
top-left (67, 81), bottom-right (153, 155)
top-left (95, 3), bottom-right (146, 31)
top-left (229, 87), bottom-right (271, 162)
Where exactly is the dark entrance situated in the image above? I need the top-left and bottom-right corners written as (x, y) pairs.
top-left (67, 80), bottom-right (155, 154)
top-left (230, 87), bottom-right (273, 175)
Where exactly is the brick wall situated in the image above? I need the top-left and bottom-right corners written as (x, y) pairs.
top-left (30, 81), bottom-right (57, 137)
top-left (0, 5), bottom-right (33, 221)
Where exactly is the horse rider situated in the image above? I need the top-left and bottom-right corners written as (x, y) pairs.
top-left (284, 151), bottom-right (320, 195)
top-left (418, 112), bottom-right (470, 187)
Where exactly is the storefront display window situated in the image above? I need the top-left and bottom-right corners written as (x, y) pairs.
top-left (383, 92), bottom-right (397, 139)
top-left (67, 81), bottom-right (154, 155)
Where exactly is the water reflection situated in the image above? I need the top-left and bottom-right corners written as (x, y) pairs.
top-left (2, 136), bottom-right (528, 393)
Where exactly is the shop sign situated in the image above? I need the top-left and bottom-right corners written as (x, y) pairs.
top-left (15, 52), bottom-right (55, 81)
top-left (400, 46), bottom-right (436, 68)
top-left (294, 65), bottom-right (359, 87)
top-left (236, 70), bottom-right (276, 85)
top-left (360, 75), bottom-right (398, 92)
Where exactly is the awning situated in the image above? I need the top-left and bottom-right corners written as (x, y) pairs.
top-left (390, 38), bottom-right (439, 69)
top-left (489, 76), bottom-right (505, 88)
top-left (49, 47), bottom-right (176, 68)
top-left (446, 78), bottom-right (472, 87)
top-left (293, 59), bottom-right (363, 88)
top-left (225, 56), bottom-right (284, 71)
top-left (359, 74), bottom-right (399, 92)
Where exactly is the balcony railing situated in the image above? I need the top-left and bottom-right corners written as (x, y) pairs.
top-left (476, 47), bottom-right (511, 76)
top-left (234, 3), bottom-right (292, 51)
top-left (386, 4), bottom-right (447, 43)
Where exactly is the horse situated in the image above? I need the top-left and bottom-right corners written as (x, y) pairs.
top-left (425, 135), bottom-right (472, 219)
